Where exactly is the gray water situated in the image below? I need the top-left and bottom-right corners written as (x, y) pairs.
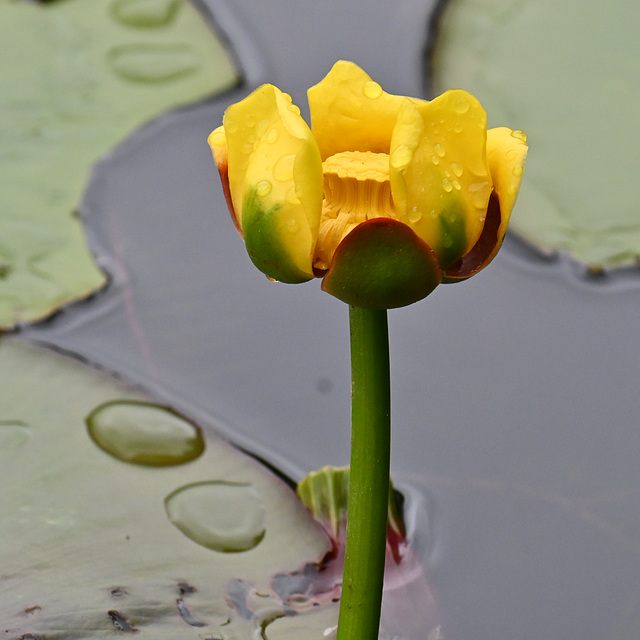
top-left (22, 1), bottom-right (640, 638)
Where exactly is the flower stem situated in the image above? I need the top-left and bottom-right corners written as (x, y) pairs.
top-left (337, 305), bottom-right (391, 640)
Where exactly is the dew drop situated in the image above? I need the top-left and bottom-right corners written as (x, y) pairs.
top-left (469, 181), bottom-right (490, 208)
top-left (86, 400), bottom-right (205, 466)
top-left (0, 420), bottom-right (31, 452)
top-left (165, 481), bottom-right (266, 552)
top-left (408, 207), bottom-right (422, 223)
top-left (288, 104), bottom-right (301, 116)
top-left (390, 145), bottom-right (413, 169)
top-left (454, 96), bottom-right (470, 114)
top-left (286, 218), bottom-right (300, 233)
top-left (434, 143), bottom-right (446, 158)
top-left (285, 188), bottom-right (301, 205)
top-left (225, 119), bottom-right (238, 134)
top-left (256, 118), bottom-right (270, 137)
top-left (266, 128), bottom-right (280, 144)
top-left (363, 81), bottom-right (383, 99)
top-left (511, 129), bottom-right (527, 142)
top-left (442, 178), bottom-right (453, 193)
top-left (245, 114), bottom-right (256, 128)
top-left (451, 162), bottom-right (463, 177)
top-left (513, 164), bottom-right (524, 177)
top-left (209, 129), bottom-right (226, 148)
top-left (452, 179), bottom-right (462, 191)
top-left (431, 155), bottom-right (440, 166)
top-left (256, 180), bottom-right (272, 197)
top-left (107, 44), bottom-right (201, 83)
top-left (273, 154), bottom-right (296, 182)
top-left (453, 121), bottom-right (463, 133)
top-left (109, 0), bottom-right (181, 28)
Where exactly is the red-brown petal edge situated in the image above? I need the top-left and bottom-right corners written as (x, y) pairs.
top-left (442, 191), bottom-right (504, 282)
top-left (321, 218), bottom-right (442, 309)
top-left (216, 159), bottom-right (242, 237)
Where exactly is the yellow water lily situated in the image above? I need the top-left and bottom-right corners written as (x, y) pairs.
top-left (208, 61), bottom-right (527, 308)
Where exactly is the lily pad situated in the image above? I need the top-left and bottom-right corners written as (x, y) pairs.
top-left (430, 0), bottom-right (640, 269)
top-left (0, 338), bottom-right (332, 637)
top-left (0, 0), bottom-right (238, 329)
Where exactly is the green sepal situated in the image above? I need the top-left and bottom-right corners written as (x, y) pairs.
top-left (242, 187), bottom-right (314, 284)
top-left (321, 219), bottom-right (442, 309)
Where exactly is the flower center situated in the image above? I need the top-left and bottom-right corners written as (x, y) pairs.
top-left (313, 151), bottom-right (397, 271)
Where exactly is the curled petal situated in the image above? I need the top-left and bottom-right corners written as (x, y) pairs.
top-left (308, 60), bottom-right (421, 159)
top-left (223, 84), bottom-right (323, 283)
top-left (321, 219), bottom-right (441, 309)
top-left (443, 128), bottom-right (528, 282)
top-left (208, 126), bottom-right (241, 235)
top-left (389, 91), bottom-right (492, 269)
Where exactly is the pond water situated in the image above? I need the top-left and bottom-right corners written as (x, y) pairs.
top-left (15, 0), bottom-right (640, 639)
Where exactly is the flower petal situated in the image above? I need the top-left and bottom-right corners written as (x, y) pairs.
top-left (389, 91), bottom-right (492, 269)
top-left (308, 61), bottom-right (419, 159)
top-left (208, 126), bottom-right (241, 235)
top-left (222, 84), bottom-right (323, 283)
top-left (321, 219), bottom-right (441, 308)
top-left (443, 127), bottom-right (527, 282)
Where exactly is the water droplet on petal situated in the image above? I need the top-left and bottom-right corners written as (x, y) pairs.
top-left (453, 121), bottom-right (463, 133)
top-left (454, 96), bottom-right (470, 114)
top-left (442, 178), bottom-right (453, 193)
top-left (285, 188), bottom-right (300, 205)
top-left (408, 207), bottom-right (422, 223)
top-left (288, 104), bottom-right (301, 116)
top-left (256, 180), bottom-right (272, 197)
top-left (450, 162), bottom-right (463, 177)
top-left (273, 154), bottom-right (296, 182)
top-left (472, 182), bottom-right (491, 205)
top-left (286, 218), bottom-right (299, 233)
top-left (431, 155), bottom-right (440, 166)
top-left (86, 401), bottom-right (205, 466)
top-left (511, 129), bottom-right (527, 142)
top-left (225, 119), bottom-right (238, 134)
top-left (452, 179), bottom-right (462, 190)
top-left (256, 118), bottom-right (269, 137)
top-left (107, 44), bottom-right (201, 83)
top-left (165, 481), bottom-right (266, 552)
top-left (434, 143), bottom-right (446, 158)
top-left (266, 128), bottom-right (280, 144)
top-left (513, 164), bottom-right (524, 177)
top-left (390, 145), bottom-right (413, 169)
top-left (363, 81), bottom-right (383, 99)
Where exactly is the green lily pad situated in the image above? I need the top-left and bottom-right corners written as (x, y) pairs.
top-left (0, 338), bottom-right (332, 637)
top-left (430, 0), bottom-right (640, 269)
top-left (0, 0), bottom-right (238, 329)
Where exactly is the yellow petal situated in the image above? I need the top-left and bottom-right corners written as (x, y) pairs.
top-left (389, 90), bottom-right (492, 268)
top-left (223, 84), bottom-right (323, 283)
top-left (208, 126), bottom-right (241, 234)
top-left (307, 60), bottom-right (420, 159)
top-left (442, 129), bottom-right (527, 282)
top-left (486, 127), bottom-right (528, 228)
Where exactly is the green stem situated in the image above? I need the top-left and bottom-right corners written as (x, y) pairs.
top-left (337, 305), bottom-right (391, 640)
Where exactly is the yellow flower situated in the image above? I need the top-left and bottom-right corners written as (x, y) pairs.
top-left (208, 61), bottom-right (527, 308)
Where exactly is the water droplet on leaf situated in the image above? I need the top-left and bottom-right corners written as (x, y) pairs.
top-left (0, 421), bottom-right (31, 453)
top-left (165, 481), bottom-right (266, 552)
top-left (107, 44), bottom-right (201, 83)
top-left (86, 400), bottom-right (205, 466)
top-left (110, 0), bottom-right (181, 28)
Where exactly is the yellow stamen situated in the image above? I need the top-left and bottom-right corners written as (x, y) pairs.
top-left (314, 151), bottom-right (397, 270)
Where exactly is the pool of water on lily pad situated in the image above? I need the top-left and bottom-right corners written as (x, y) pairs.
top-left (15, 0), bottom-right (640, 638)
